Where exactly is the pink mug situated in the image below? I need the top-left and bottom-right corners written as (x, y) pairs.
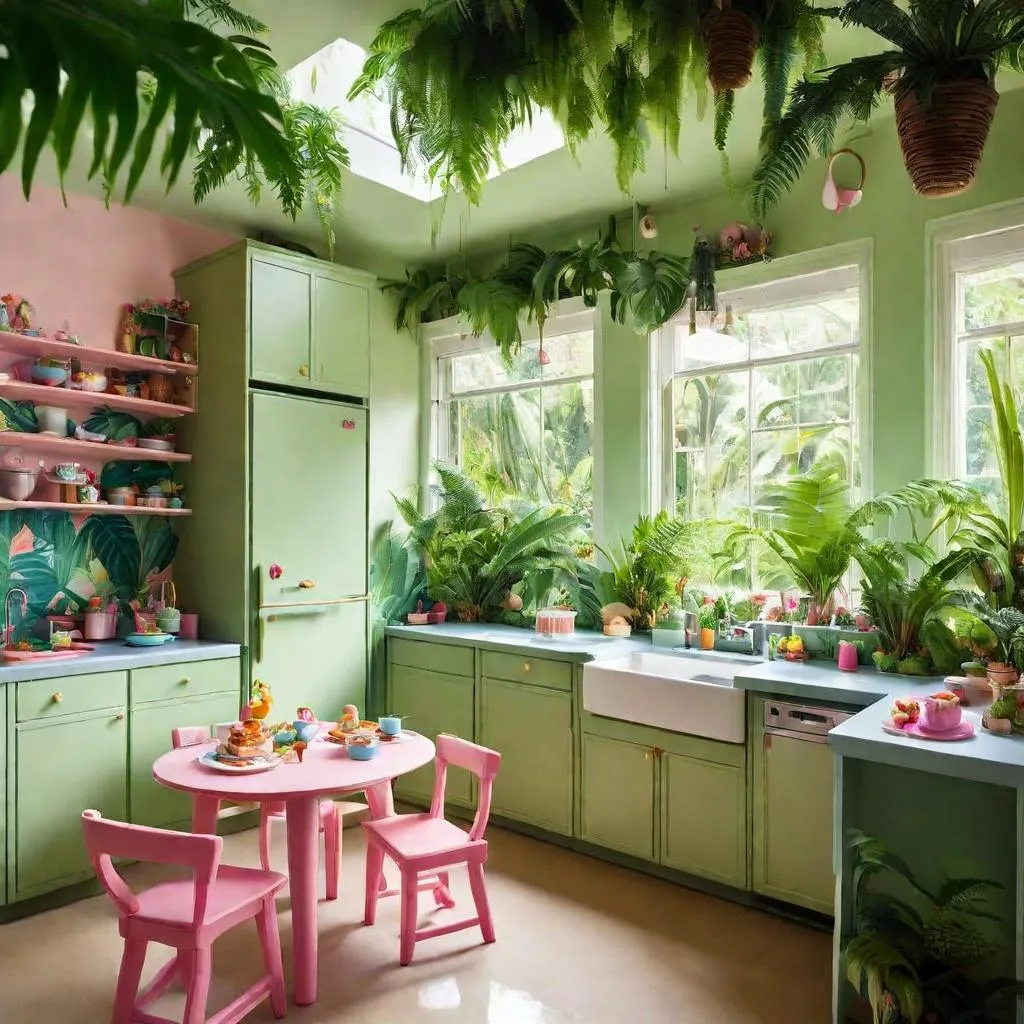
top-left (838, 641), bottom-right (859, 672)
top-left (178, 613), bottom-right (199, 640)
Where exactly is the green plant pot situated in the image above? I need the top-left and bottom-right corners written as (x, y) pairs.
top-left (961, 660), bottom-right (988, 679)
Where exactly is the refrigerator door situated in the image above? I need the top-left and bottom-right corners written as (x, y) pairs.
top-left (255, 601), bottom-right (367, 721)
top-left (250, 390), bottom-right (367, 604)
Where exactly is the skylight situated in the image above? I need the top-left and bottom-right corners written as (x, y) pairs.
top-left (285, 38), bottom-right (565, 203)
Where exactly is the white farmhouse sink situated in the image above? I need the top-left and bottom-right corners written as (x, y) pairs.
top-left (582, 652), bottom-right (746, 743)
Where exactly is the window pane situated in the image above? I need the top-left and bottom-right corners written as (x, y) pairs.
top-left (960, 263), bottom-right (1024, 331)
top-left (743, 291), bottom-right (858, 360)
top-left (798, 355), bottom-right (851, 424)
top-left (539, 380), bottom-right (594, 518)
top-left (673, 325), bottom-right (750, 372)
top-left (450, 331), bottom-right (592, 394)
top-left (673, 371), bottom-right (750, 519)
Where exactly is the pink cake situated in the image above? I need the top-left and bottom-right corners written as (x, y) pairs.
top-left (536, 607), bottom-right (576, 639)
top-left (921, 692), bottom-right (962, 733)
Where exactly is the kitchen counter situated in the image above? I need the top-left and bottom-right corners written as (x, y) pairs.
top-left (0, 639), bottom-right (241, 683)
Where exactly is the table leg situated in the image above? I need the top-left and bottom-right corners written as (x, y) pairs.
top-left (285, 797), bottom-right (321, 1006)
top-left (191, 795), bottom-right (220, 835)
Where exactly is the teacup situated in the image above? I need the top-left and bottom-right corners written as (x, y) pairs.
top-left (379, 715), bottom-right (403, 736)
top-left (292, 720), bottom-right (320, 744)
top-left (54, 462), bottom-right (79, 481)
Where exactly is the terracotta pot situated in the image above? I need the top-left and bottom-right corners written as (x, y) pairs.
top-left (703, 3), bottom-right (759, 92)
top-left (699, 627), bottom-right (715, 651)
top-left (894, 77), bottom-right (998, 198)
top-left (986, 662), bottom-right (1018, 687)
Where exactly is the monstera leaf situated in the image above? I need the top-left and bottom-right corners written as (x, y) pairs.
top-left (610, 250), bottom-right (690, 334)
top-left (80, 515), bottom-right (178, 604)
top-left (9, 512), bottom-right (91, 616)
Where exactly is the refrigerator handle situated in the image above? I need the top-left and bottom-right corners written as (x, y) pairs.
top-left (253, 567), bottom-right (264, 664)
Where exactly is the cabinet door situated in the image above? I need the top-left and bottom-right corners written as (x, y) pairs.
top-left (480, 678), bottom-right (573, 836)
top-left (581, 733), bottom-right (655, 861)
top-left (13, 708), bottom-right (127, 900)
top-left (251, 391), bottom-right (367, 601)
top-left (250, 258), bottom-right (312, 387)
top-left (389, 665), bottom-right (474, 807)
top-left (661, 752), bottom-right (746, 889)
top-left (314, 274), bottom-right (370, 398)
top-left (753, 733), bottom-right (835, 913)
top-left (130, 693), bottom-right (240, 829)
top-left (257, 600), bottom-right (366, 724)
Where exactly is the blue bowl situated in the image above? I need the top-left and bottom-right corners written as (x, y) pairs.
top-left (379, 716), bottom-right (403, 736)
top-left (347, 741), bottom-right (379, 761)
top-left (31, 365), bottom-right (68, 386)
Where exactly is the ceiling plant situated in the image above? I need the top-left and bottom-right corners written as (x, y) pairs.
top-left (750, 0), bottom-right (1024, 221)
top-left (383, 267), bottom-right (466, 334)
top-left (1, 0), bottom-right (299, 208)
top-left (609, 250), bottom-right (692, 334)
top-left (354, 0), bottom-right (828, 204)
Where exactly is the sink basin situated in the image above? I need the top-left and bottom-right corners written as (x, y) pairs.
top-left (582, 651), bottom-right (746, 743)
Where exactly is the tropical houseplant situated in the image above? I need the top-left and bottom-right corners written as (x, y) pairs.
top-left (856, 539), bottom-right (976, 675)
top-left (395, 462), bottom-right (586, 622)
top-left (354, 0), bottom-right (828, 203)
top-left (597, 512), bottom-right (693, 631)
top-left (844, 829), bottom-right (1017, 1024)
top-left (751, 0), bottom-right (1024, 220)
top-left (1, 0), bottom-right (299, 208)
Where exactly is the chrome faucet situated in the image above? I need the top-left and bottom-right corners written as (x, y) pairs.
top-left (745, 620), bottom-right (767, 657)
top-left (4, 587), bottom-right (27, 648)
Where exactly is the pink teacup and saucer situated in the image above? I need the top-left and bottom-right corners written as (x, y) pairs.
top-left (904, 692), bottom-right (975, 741)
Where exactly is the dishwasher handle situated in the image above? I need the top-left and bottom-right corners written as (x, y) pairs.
top-left (763, 698), bottom-right (850, 740)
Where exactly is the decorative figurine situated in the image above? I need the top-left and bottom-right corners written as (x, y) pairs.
top-left (244, 680), bottom-right (273, 720)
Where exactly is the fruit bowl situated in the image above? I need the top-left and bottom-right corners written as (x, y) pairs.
top-left (31, 364), bottom-right (68, 387)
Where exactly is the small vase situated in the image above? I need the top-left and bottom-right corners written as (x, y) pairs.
top-left (699, 627), bottom-right (715, 651)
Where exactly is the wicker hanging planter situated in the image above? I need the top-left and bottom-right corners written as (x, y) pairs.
top-left (703, 1), bottom-right (760, 93)
top-left (894, 77), bottom-right (999, 198)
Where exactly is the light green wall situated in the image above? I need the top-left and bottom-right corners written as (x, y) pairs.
top-left (590, 87), bottom-right (1024, 543)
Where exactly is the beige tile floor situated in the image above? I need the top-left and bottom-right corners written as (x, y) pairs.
top-left (0, 823), bottom-right (831, 1023)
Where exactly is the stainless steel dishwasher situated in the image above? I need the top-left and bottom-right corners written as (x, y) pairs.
top-left (753, 698), bottom-right (852, 914)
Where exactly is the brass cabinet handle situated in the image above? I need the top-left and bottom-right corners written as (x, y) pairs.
top-left (299, 364), bottom-right (310, 377)
top-left (298, 579), bottom-right (316, 590)
top-left (645, 748), bottom-right (653, 761)
top-left (523, 661), bottom-right (531, 673)
top-left (115, 712), bottom-right (125, 721)
top-left (52, 692), bottom-right (63, 704)
top-left (182, 676), bottom-right (191, 686)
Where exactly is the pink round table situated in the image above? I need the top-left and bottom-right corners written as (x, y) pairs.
top-left (153, 732), bottom-right (435, 1006)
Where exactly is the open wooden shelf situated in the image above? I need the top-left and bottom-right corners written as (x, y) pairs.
top-left (0, 432), bottom-right (191, 463)
top-left (0, 330), bottom-right (198, 376)
top-left (0, 500), bottom-right (191, 516)
top-left (0, 380), bottom-right (189, 418)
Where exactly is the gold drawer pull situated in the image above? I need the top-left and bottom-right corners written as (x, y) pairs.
top-left (299, 364), bottom-right (310, 378)
top-left (523, 661), bottom-right (531, 673)
top-left (182, 676), bottom-right (191, 686)
top-left (115, 713), bottom-right (125, 721)
top-left (298, 579), bottom-right (316, 590)
top-left (52, 692), bottom-right (63, 704)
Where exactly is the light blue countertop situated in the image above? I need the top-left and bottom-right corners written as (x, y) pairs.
top-left (386, 622), bottom-right (1024, 788)
top-left (0, 639), bottom-right (241, 684)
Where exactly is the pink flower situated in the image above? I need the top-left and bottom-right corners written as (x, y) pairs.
top-left (785, 597), bottom-right (798, 611)
top-left (750, 593), bottom-right (768, 607)
top-left (703, 595), bottom-right (715, 605)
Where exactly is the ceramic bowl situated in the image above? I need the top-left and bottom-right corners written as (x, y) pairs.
top-left (346, 736), bottom-right (380, 760)
top-left (30, 364), bottom-right (68, 387)
top-left (0, 468), bottom-right (38, 501)
top-left (379, 716), bottom-right (403, 736)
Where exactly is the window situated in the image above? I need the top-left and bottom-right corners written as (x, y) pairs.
top-left (653, 259), bottom-right (867, 584)
top-left (432, 313), bottom-right (596, 522)
top-left (944, 226), bottom-right (1024, 496)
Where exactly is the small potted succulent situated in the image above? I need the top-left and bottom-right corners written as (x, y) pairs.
top-left (140, 418), bottom-right (176, 452)
top-left (697, 603), bottom-right (718, 651)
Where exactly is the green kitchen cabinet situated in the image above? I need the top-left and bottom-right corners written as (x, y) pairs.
top-left (248, 249), bottom-right (371, 397)
top-left (480, 677), bottom-right (573, 836)
top-left (752, 714), bottom-right (836, 914)
top-left (661, 752), bottom-right (746, 888)
top-left (389, 665), bottom-right (474, 808)
top-left (315, 273), bottom-right (370, 398)
top-left (129, 693), bottom-right (240, 829)
top-left (580, 732), bottom-right (655, 860)
top-left (11, 707), bottom-right (128, 901)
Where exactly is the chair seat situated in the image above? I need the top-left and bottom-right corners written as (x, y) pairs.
top-left (364, 813), bottom-right (481, 862)
top-left (136, 865), bottom-right (287, 930)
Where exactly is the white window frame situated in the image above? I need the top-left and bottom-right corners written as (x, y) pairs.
top-left (423, 298), bottom-right (598, 516)
top-left (650, 240), bottom-right (873, 516)
top-left (929, 202), bottom-right (1024, 479)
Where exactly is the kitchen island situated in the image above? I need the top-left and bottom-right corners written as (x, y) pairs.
top-left (386, 623), bottom-right (1023, 1023)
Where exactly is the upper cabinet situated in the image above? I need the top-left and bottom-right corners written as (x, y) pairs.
top-left (248, 246), bottom-right (372, 399)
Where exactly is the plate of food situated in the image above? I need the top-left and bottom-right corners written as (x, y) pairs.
top-left (198, 750), bottom-right (280, 773)
top-left (199, 720), bottom-right (280, 772)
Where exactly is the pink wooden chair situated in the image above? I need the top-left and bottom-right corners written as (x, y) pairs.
top-left (362, 734), bottom-right (501, 966)
top-left (171, 726), bottom-right (341, 900)
top-left (81, 809), bottom-right (287, 1024)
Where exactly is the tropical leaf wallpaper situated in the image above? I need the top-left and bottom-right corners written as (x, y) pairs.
top-left (0, 511), bottom-right (178, 627)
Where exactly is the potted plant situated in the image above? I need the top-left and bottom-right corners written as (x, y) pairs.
top-left (857, 540), bottom-right (976, 676)
top-left (697, 603), bottom-right (719, 651)
top-left (844, 829), bottom-right (1019, 1024)
top-left (751, 0), bottom-right (1024, 220)
top-left (958, 605), bottom-right (1024, 687)
top-left (140, 418), bottom-right (176, 452)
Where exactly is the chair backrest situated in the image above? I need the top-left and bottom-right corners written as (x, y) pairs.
top-left (81, 810), bottom-right (222, 928)
top-left (172, 726), bottom-right (211, 749)
top-left (430, 734), bottom-right (501, 841)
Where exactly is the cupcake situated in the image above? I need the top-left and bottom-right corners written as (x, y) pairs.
top-left (922, 691), bottom-right (962, 732)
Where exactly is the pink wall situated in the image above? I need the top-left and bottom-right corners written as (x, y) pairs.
top-left (0, 175), bottom-right (236, 347)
